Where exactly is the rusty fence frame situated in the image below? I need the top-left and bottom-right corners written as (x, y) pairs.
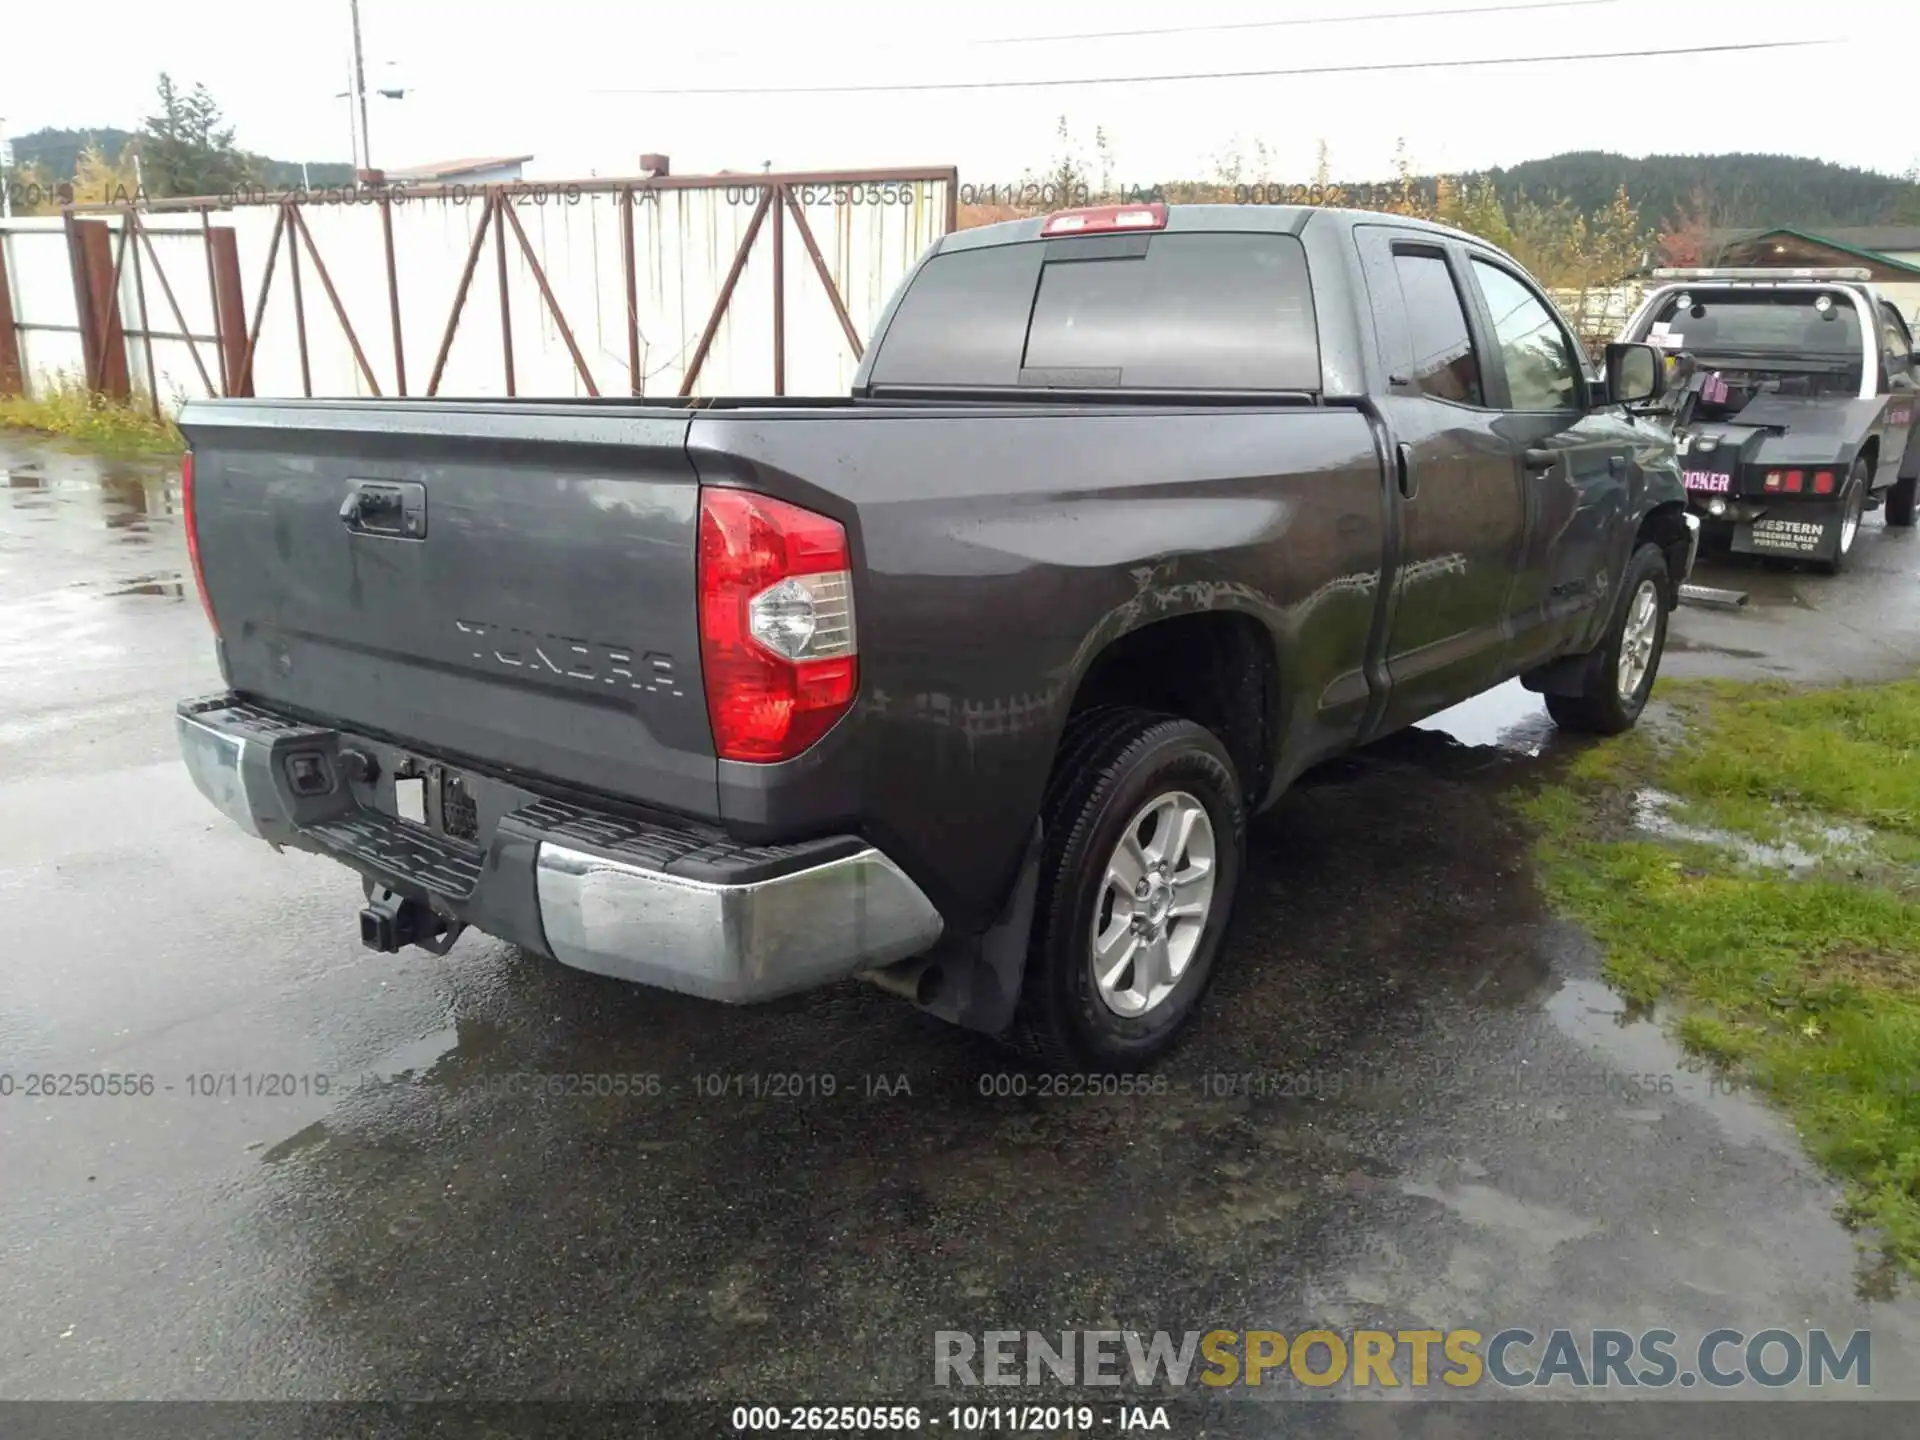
top-left (0, 213), bottom-right (241, 412)
top-left (5, 166), bottom-right (957, 405)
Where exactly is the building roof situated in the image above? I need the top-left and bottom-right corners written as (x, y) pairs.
top-left (384, 154), bottom-right (534, 181)
top-left (1707, 225), bottom-right (1920, 277)
top-left (1815, 226), bottom-right (1920, 253)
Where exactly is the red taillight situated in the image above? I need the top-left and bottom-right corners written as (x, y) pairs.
top-left (697, 488), bottom-right (857, 763)
top-left (1040, 203), bottom-right (1168, 237)
top-left (180, 450), bottom-right (218, 633)
top-left (1784, 469), bottom-right (1805, 493)
top-left (1813, 470), bottom-right (1836, 495)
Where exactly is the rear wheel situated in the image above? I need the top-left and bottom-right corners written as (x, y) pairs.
top-left (1888, 474), bottom-right (1917, 529)
top-left (1545, 542), bottom-right (1671, 736)
top-left (1011, 709), bottom-right (1245, 1070)
top-left (1814, 460), bottom-right (1870, 574)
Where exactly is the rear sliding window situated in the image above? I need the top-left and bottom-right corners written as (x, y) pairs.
top-left (1650, 292), bottom-right (1863, 358)
top-left (868, 232), bottom-right (1320, 391)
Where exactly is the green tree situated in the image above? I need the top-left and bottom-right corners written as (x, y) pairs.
top-left (1438, 175), bottom-right (1516, 252)
top-left (139, 74), bottom-right (256, 197)
top-left (1895, 163), bottom-right (1920, 224)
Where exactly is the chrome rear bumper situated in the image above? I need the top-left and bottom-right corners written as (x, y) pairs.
top-left (177, 698), bottom-right (943, 1003)
top-left (534, 843), bottom-right (943, 1001)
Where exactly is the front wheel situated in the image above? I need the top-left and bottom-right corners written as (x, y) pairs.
top-left (1011, 709), bottom-right (1246, 1071)
top-left (1545, 542), bottom-right (1672, 736)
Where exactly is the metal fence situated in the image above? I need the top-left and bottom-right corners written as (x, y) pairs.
top-left (1552, 283), bottom-right (1648, 359)
top-left (0, 167), bottom-right (958, 408)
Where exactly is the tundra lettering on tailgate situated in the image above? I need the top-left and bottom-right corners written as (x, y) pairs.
top-left (455, 620), bottom-right (684, 696)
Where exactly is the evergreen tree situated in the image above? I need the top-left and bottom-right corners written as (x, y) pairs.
top-left (139, 74), bottom-right (257, 198)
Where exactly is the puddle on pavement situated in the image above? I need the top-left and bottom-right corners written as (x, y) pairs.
top-left (1688, 559), bottom-right (1814, 610)
top-left (1544, 976), bottom-right (1796, 1154)
top-left (0, 446), bottom-right (180, 531)
top-left (361, 1026), bottom-right (463, 1087)
top-left (107, 572), bottom-right (187, 599)
top-left (1667, 635), bottom-right (1769, 661)
top-left (261, 1120), bottom-right (332, 1165)
top-left (1415, 679), bottom-right (1556, 755)
top-left (1398, 1176), bottom-right (1598, 1249)
top-left (251, 1028), bottom-right (464, 1168)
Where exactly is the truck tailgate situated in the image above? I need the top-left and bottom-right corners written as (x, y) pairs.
top-left (180, 402), bottom-right (719, 819)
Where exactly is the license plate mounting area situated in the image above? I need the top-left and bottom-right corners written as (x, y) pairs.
top-left (388, 756), bottom-right (479, 842)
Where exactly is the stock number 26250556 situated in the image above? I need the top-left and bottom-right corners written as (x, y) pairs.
top-left (0, 1073), bottom-right (156, 1098)
top-left (730, 1405), bottom-right (922, 1430)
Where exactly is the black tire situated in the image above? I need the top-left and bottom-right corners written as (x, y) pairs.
top-left (1544, 543), bottom-right (1672, 737)
top-left (1814, 459), bottom-right (1870, 575)
top-left (1887, 474), bottom-right (1917, 529)
top-left (1010, 708), bottom-right (1246, 1071)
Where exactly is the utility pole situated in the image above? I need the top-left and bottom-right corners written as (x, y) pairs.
top-left (350, 0), bottom-right (372, 172)
top-left (342, 67), bottom-right (361, 172)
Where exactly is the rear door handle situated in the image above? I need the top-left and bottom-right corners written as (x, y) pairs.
top-left (1523, 448), bottom-right (1559, 473)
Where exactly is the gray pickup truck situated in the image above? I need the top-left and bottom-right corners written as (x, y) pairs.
top-left (176, 202), bottom-right (1693, 1068)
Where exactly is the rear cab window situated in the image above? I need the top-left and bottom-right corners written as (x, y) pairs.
top-left (1649, 291), bottom-right (1864, 361)
top-left (1388, 249), bottom-right (1483, 405)
top-left (867, 231), bottom-right (1321, 393)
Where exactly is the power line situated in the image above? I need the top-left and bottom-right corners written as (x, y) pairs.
top-left (589, 38), bottom-right (1832, 98)
top-left (971, 0), bottom-right (1621, 47)
top-left (557, 0), bottom-right (1624, 75)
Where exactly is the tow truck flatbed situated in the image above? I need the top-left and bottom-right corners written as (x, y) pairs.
top-left (1619, 268), bottom-right (1919, 572)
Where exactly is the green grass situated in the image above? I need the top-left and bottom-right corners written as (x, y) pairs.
top-left (1520, 678), bottom-right (1920, 1277)
top-left (0, 372), bottom-right (183, 455)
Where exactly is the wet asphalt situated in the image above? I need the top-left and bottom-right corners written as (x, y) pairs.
top-left (2, 435), bottom-right (1919, 1432)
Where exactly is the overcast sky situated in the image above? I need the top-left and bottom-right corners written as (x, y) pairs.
top-left (6, 0), bottom-right (1917, 186)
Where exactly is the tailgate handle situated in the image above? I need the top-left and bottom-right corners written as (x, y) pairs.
top-left (340, 480), bottom-right (427, 538)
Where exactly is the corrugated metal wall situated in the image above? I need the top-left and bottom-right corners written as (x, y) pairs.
top-left (0, 171), bottom-right (954, 406)
top-left (2, 220), bottom-right (88, 387)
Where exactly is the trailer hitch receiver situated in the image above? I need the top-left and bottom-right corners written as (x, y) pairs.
top-left (359, 885), bottom-right (466, 956)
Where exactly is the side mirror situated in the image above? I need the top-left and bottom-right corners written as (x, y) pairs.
top-left (1604, 342), bottom-right (1667, 406)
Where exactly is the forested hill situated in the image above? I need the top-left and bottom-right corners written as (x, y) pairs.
top-left (13, 127), bottom-right (353, 191)
top-left (1478, 151), bottom-right (1920, 229)
top-left (15, 126), bottom-right (1918, 228)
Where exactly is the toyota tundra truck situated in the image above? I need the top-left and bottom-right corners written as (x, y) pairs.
top-left (175, 203), bottom-right (1693, 1068)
